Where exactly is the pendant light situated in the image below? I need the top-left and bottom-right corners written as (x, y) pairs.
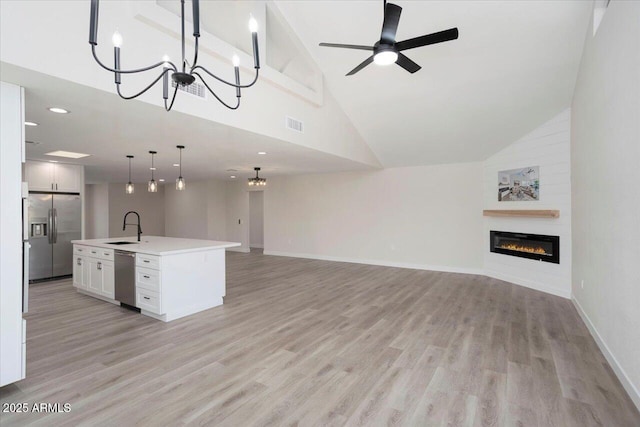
top-left (248, 167), bottom-right (266, 186)
top-left (176, 145), bottom-right (186, 191)
top-left (148, 150), bottom-right (158, 192)
top-left (125, 155), bottom-right (134, 194)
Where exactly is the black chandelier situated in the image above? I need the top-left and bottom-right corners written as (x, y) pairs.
top-left (88, 0), bottom-right (260, 111)
top-left (248, 167), bottom-right (266, 187)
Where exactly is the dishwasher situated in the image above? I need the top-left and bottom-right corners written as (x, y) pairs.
top-left (114, 250), bottom-right (136, 307)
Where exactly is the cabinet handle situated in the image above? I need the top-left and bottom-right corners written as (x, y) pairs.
top-left (78, 248), bottom-right (83, 252)
top-left (77, 258), bottom-right (82, 265)
top-left (97, 262), bottom-right (102, 270)
top-left (104, 252), bottom-right (109, 256)
top-left (143, 296), bottom-right (150, 300)
top-left (91, 251), bottom-right (97, 254)
top-left (51, 183), bottom-right (54, 190)
top-left (56, 183), bottom-right (58, 190)
top-left (143, 260), bottom-right (150, 263)
top-left (143, 275), bottom-right (150, 279)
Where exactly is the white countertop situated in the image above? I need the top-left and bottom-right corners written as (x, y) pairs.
top-left (71, 236), bottom-right (241, 256)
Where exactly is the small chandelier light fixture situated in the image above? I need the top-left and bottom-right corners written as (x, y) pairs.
top-left (248, 167), bottom-right (266, 187)
top-left (148, 151), bottom-right (158, 193)
top-left (88, 0), bottom-right (260, 111)
top-left (125, 155), bottom-right (135, 194)
top-left (176, 145), bottom-right (186, 191)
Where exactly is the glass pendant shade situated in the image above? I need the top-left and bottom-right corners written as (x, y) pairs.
top-left (176, 176), bottom-right (185, 191)
top-left (125, 155), bottom-right (134, 194)
top-left (175, 145), bottom-right (185, 191)
top-left (148, 151), bottom-right (158, 192)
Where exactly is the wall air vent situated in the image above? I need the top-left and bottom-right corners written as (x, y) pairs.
top-left (285, 116), bottom-right (304, 133)
top-left (171, 81), bottom-right (206, 99)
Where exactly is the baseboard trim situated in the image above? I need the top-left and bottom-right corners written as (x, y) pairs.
top-left (572, 297), bottom-right (640, 411)
top-left (250, 244), bottom-right (264, 249)
top-left (484, 270), bottom-right (571, 299)
top-left (263, 250), bottom-right (484, 276)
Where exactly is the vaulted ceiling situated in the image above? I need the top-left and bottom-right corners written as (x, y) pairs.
top-left (275, 0), bottom-right (592, 166)
top-left (0, 0), bottom-right (593, 181)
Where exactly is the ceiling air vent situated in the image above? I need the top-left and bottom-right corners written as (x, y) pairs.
top-left (285, 116), bottom-right (304, 133)
top-left (171, 81), bottom-right (206, 99)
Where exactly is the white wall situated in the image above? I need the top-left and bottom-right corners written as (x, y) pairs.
top-left (164, 179), bottom-right (227, 240)
top-left (249, 191), bottom-right (264, 248)
top-left (85, 183), bottom-right (109, 239)
top-left (0, 81), bottom-right (25, 387)
top-left (263, 163), bottom-right (484, 272)
top-left (108, 183), bottom-right (165, 238)
top-left (571, 1), bottom-right (640, 409)
top-left (483, 109), bottom-right (572, 298)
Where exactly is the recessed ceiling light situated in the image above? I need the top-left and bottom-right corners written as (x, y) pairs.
top-left (25, 121), bottom-right (38, 126)
top-left (173, 163), bottom-right (180, 167)
top-left (44, 150), bottom-right (90, 159)
top-left (258, 151), bottom-right (267, 155)
top-left (230, 175), bottom-right (236, 179)
top-left (49, 160), bottom-right (59, 163)
top-left (48, 107), bottom-right (69, 114)
top-left (159, 179), bottom-right (165, 182)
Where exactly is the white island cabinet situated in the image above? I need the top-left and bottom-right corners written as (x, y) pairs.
top-left (71, 236), bottom-right (240, 322)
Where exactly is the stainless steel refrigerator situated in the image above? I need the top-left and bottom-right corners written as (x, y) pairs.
top-left (28, 192), bottom-right (81, 281)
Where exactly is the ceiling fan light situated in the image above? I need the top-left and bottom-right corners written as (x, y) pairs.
top-left (374, 50), bottom-right (398, 66)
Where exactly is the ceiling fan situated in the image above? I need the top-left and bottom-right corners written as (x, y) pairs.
top-left (319, 0), bottom-right (459, 76)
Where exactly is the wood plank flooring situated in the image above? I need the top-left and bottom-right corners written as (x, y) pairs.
top-left (1, 250), bottom-right (638, 426)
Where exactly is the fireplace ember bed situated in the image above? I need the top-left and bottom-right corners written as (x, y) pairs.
top-left (490, 231), bottom-right (559, 264)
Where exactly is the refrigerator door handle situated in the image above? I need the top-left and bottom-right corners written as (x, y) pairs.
top-left (52, 208), bottom-right (58, 244)
top-left (47, 209), bottom-right (53, 244)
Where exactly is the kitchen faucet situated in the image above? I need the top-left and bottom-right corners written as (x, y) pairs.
top-left (123, 211), bottom-right (142, 242)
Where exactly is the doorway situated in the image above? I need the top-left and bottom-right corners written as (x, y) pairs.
top-left (249, 191), bottom-right (264, 251)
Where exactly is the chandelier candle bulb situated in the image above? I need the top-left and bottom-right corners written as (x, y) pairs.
top-left (234, 66), bottom-right (241, 98)
top-left (111, 30), bottom-right (122, 47)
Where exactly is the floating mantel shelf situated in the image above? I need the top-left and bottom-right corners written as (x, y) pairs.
top-left (483, 209), bottom-right (560, 218)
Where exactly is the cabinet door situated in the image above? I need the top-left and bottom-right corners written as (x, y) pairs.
top-left (25, 161), bottom-right (54, 191)
top-left (53, 163), bottom-right (81, 193)
top-left (101, 260), bottom-right (115, 299)
top-left (72, 255), bottom-right (85, 289)
top-left (87, 258), bottom-right (103, 294)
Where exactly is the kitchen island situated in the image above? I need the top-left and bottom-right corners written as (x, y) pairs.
top-left (71, 236), bottom-right (240, 322)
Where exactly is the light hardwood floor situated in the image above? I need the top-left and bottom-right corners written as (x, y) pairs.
top-left (1, 250), bottom-right (638, 426)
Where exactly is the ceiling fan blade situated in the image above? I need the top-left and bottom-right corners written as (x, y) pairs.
top-left (346, 56), bottom-right (374, 76)
top-left (396, 28), bottom-right (459, 51)
top-left (380, 3), bottom-right (402, 44)
top-left (395, 53), bottom-right (421, 74)
top-left (319, 42), bottom-right (374, 51)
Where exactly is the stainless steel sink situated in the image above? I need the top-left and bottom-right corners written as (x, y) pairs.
top-left (107, 241), bottom-right (138, 245)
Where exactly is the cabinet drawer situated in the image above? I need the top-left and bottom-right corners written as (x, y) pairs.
top-left (136, 267), bottom-right (160, 292)
top-left (136, 254), bottom-right (160, 270)
top-left (136, 288), bottom-right (161, 314)
top-left (88, 247), bottom-right (114, 261)
top-left (74, 245), bottom-right (90, 255)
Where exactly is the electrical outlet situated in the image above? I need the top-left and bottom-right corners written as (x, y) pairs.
top-left (581, 279), bottom-right (584, 289)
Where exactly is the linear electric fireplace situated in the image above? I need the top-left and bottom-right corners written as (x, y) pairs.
top-left (490, 231), bottom-right (560, 264)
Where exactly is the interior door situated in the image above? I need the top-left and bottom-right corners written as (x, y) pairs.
top-left (28, 193), bottom-right (52, 280)
top-left (52, 194), bottom-right (81, 277)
